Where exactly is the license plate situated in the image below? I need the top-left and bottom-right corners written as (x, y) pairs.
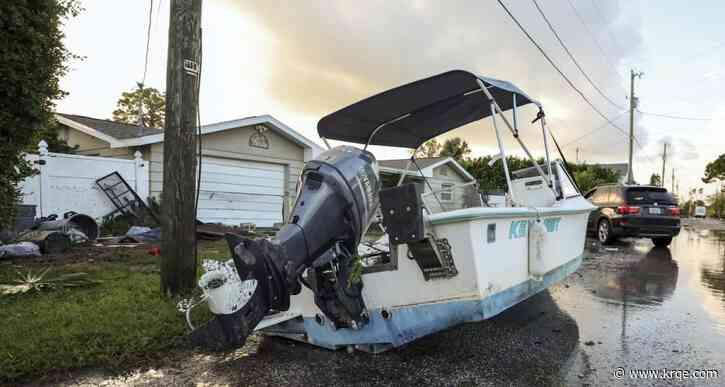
top-left (649, 207), bottom-right (662, 215)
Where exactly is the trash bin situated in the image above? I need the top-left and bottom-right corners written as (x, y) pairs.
top-left (0, 204), bottom-right (37, 243)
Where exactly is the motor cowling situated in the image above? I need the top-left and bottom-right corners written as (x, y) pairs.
top-left (191, 146), bottom-right (381, 350)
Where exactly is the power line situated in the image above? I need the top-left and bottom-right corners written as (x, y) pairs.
top-left (561, 110), bottom-right (628, 147)
top-left (531, 0), bottom-right (625, 110)
top-left (588, 0), bottom-right (626, 55)
top-left (496, 0), bottom-right (641, 147)
top-left (569, 0), bottom-right (712, 124)
top-left (565, 0), bottom-right (627, 93)
top-left (141, 0), bottom-right (154, 86)
top-left (637, 110), bottom-right (712, 121)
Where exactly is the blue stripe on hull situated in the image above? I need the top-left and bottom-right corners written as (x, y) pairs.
top-left (265, 254), bottom-right (583, 351)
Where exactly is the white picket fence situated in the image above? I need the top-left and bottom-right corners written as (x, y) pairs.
top-left (20, 141), bottom-right (149, 219)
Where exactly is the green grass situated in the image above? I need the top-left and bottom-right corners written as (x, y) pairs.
top-left (0, 239), bottom-right (229, 383)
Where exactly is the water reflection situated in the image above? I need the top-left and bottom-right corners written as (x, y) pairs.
top-left (700, 230), bottom-right (725, 311)
top-left (592, 247), bottom-right (679, 307)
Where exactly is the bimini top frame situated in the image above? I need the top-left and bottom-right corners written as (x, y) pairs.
top-left (318, 70), bottom-right (539, 149)
top-left (317, 70), bottom-right (560, 204)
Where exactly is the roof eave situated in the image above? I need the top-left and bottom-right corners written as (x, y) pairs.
top-left (114, 115), bottom-right (325, 160)
top-left (379, 166), bottom-right (426, 177)
top-left (420, 157), bottom-right (475, 182)
top-left (55, 114), bottom-right (124, 147)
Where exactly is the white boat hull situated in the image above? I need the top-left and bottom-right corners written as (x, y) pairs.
top-left (259, 195), bottom-right (592, 352)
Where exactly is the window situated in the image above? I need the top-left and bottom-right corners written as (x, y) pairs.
top-left (591, 187), bottom-right (610, 204)
top-left (438, 167), bottom-right (448, 176)
top-left (626, 188), bottom-right (675, 205)
top-left (609, 188), bottom-right (623, 204)
top-left (440, 183), bottom-right (453, 201)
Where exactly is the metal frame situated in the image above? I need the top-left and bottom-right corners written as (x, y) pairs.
top-left (319, 75), bottom-right (562, 208)
top-left (475, 79), bottom-right (559, 201)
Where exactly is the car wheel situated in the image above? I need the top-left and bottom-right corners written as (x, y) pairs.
top-left (652, 237), bottom-right (672, 247)
top-left (598, 219), bottom-right (612, 245)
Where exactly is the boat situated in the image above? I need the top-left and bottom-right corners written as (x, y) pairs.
top-left (190, 70), bottom-right (595, 353)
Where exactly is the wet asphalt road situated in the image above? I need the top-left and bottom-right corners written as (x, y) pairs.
top-left (54, 222), bottom-right (725, 386)
top-left (557, 224), bottom-right (725, 386)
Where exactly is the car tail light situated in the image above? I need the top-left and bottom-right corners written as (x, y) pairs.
top-left (617, 205), bottom-right (640, 215)
top-left (668, 207), bottom-right (681, 216)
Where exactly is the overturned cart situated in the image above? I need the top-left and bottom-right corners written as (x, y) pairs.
top-left (191, 70), bottom-right (595, 352)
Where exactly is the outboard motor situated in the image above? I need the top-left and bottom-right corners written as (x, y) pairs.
top-left (191, 146), bottom-right (381, 350)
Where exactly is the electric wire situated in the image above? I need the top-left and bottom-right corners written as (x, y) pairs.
top-left (496, 0), bottom-right (641, 148)
top-left (136, 0), bottom-right (154, 129)
top-left (588, 0), bottom-right (626, 55)
top-left (565, 0), bottom-right (625, 90)
top-left (561, 110), bottom-right (628, 148)
top-left (637, 110), bottom-right (712, 121)
top-left (568, 0), bottom-right (712, 122)
top-left (531, 0), bottom-right (625, 110)
top-left (141, 0), bottom-right (153, 87)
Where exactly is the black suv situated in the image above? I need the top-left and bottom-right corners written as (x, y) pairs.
top-left (584, 185), bottom-right (681, 246)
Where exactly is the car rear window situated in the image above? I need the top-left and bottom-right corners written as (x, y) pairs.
top-left (625, 188), bottom-right (675, 205)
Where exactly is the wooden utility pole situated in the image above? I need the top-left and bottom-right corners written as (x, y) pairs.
top-left (627, 70), bottom-right (643, 184)
top-left (661, 143), bottom-right (667, 188)
top-left (161, 0), bottom-right (202, 297)
top-left (671, 168), bottom-right (675, 193)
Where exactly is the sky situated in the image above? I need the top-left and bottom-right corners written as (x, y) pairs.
top-left (56, 0), bottom-right (725, 199)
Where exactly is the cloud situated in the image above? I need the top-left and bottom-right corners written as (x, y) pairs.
top-left (226, 0), bottom-right (643, 158)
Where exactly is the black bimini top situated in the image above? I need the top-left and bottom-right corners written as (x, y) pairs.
top-left (317, 70), bottom-right (540, 149)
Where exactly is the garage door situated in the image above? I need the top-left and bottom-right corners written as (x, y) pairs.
top-left (197, 157), bottom-right (285, 227)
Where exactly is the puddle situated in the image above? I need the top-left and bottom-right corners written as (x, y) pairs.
top-left (556, 228), bottom-right (725, 385)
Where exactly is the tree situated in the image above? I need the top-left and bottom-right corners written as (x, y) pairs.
top-left (439, 137), bottom-right (471, 162)
top-left (412, 139), bottom-right (441, 158)
top-left (112, 83), bottom-right (166, 128)
top-left (702, 154), bottom-right (725, 183)
top-left (649, 173), bottom-right (662, 187)
top-left (0, 1), bottom-right (80, 228)
top-left (460, 155), bottom-right (538, 192)
top-left (31, 119), bottom-right (78, 153)
top-left (572, 164), bottom-right (621, 193)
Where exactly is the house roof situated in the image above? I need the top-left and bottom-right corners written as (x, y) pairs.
top-left (55, 113), bottom-right (324, 160)
top-left (378, 156), bottom-right (474, 181)
top-left (56, 113), bottom-right (163, 139)
top-left (378, 157), bottom-right (447, 171)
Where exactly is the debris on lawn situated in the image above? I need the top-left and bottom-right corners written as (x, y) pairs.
top-left (125, 226), bottom-right (161, 243)
top-left (0, 267), bottom-right (101, 296)
top-left (183, 258), bottom-right (258, 346)
top-left (240, 223), bottom-right (256, 234)
top-left (17, 230), bottom-right (71, 254)
top-left (34, 212), bottom-right (99, 241)
top-left (96, 171), bottom-right (160, 225)
top-left (0, 241), bottom-right (42, 258)
top-left (0, 204), bottom-right (36, 243)
top-left (4, 212), bottom-right (100, 256)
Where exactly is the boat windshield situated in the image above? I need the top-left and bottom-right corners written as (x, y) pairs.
top-left (556, 163), bottom-right (580, 198)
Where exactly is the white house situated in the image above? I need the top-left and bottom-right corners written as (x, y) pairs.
top-left (377, 156), bottom-right (478, 212)
top-left (55, 113), bottom-right (323, 227)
